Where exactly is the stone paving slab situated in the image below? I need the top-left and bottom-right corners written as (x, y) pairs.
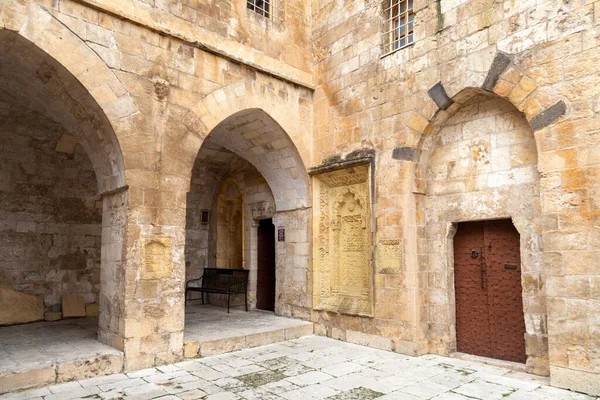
top-left (0, 317), bottom-right (123, 394)
top-left (184, 305), bottom-right (314, 357)
top-left (2, 335), bottom-right (598, 400)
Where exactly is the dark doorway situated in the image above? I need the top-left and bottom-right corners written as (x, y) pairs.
top-left (257, 218), bottom-right (276, 311)
top-left (454, 219), bottom-right (526, 363)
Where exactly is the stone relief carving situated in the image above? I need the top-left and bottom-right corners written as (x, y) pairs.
top-left (313, 165), bottom-right (373, 317)
top-left (141, 236), bottom-right (173, 279)
top-left (377, 239), bottom-right (403, 274)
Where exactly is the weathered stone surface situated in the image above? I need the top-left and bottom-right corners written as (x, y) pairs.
top-left (427, 82), bottom-right (453, 110)
top-left (62, 295), bottom-right (86, 318)
top-left (0, 284), bottom-right (44, 325)
top-left (56, 353), bottom-right (123, 383)
top-left (483, 52), bottom-right (512, 91)
top-left (312, 165), bottom-right (373, 317)
top-left (86, 303), bottom-right (100, 317)
top-left (392, 147), bottom-right (417, 162)
top-left (529, 101), bottom-right (568, 131)
top-left (45, 312), bottom-right (62, 321)
top-left (183, 341), bottom-right (200, 358)
top-left (1, 0), bottom-right (599, 395)
top-left (0, 366), bottom-right (55, 393)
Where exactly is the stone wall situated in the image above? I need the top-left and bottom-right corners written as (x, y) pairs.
top-left (0, 101), bottom-right (101, 309)
top-left (419, 94), bottom-right (546, 374)
top-left (3, 0), bottom-right (600, 395)
top-left (311, 0), bottom-right (600, 393)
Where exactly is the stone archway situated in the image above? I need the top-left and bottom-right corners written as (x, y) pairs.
top-left (0, 29), bottom-right (128, 354)
top-left (416, 92), bottom-right (546, 374)
top-left (401, 52), bottom-right (572, 377)
top-left (185, 108), bottom-right (311, 318)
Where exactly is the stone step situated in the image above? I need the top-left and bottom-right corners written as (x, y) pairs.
top-left (184, 323), bottom-right (314, 358)
top-left (0, 352), bottom-right (124, 394)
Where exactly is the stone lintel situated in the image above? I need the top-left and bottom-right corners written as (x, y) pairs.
top-left (529, 101), bottom-right (567, 131)
top-left (392, 147), bottom-right (417, 162)
top-left (427, 82), bottom-right (453, 110)
top-left (308, 148), bottom-right (375, 175)
top-left (483, 52), bottom-right (512, 91)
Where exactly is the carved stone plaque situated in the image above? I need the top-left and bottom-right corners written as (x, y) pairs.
top-left (377, 239), bottom-right (403, 274)
top-left (312, 165), bottom-right (373, 317)
top-left (141, 236), bottom-right (173, 279)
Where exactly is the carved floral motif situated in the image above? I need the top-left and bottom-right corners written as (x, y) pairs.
top-left (313, 165), bottom-right (373, 317)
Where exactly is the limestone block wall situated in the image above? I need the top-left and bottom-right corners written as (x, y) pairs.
top-left (419, 94), bottom-right (545, 373)
top-left (71, 0), bottom-right (313, 84)
top-left (311, 0), bottom-right (600, 394)
top-left (3, 0), bottom-right (312, 373)
top-left (274, 208), bottom-right (312, 320)
top-left (0, 102), bottom-right (101, 309)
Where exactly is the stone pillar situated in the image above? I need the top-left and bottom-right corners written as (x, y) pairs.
top-left (273, 208), bottom-right (312, 319)
top-left (245, 218), bottom-right (259, 309)
top-left (119, 186), bottom-right (186, 370)
top-left (98, 189), bottom-right (128, 350)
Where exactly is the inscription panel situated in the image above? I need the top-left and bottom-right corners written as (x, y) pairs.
top-left (141, 236), bottom-right (173, 279)
top-left (312, 165), bottom-right (373, 317)
top-left (377, 239), bottom-right (403, 274)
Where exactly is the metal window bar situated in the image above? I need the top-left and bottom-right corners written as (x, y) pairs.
top-left (382, 0), bottom-right (414, 55)
top-left (247, 0), bottom-right (283, 22)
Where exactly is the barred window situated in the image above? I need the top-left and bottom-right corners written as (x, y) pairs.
top-left (382, 0), bottom-right (414, 55)
top-left (247, 0), bottom-right (283, 22)
top-left (247, 0), bottom-right (271, 18)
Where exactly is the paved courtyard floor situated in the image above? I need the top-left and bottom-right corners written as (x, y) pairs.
top-left (2, 335), bottom-right (596, 400)
top-left (184, 304), bottom-right (312, 344)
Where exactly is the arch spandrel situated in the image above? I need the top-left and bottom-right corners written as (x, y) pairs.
top-left (1, 2), bottom-right (135, 193)
top-left (189, 103), bottom-right (310, 212)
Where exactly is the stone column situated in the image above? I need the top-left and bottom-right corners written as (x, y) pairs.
top-left (273, 208), bottom-right (312, 320)
top-left (118, 184), bottom-right (186, 370)
top-left (98, 189), bottom-right (129, 350)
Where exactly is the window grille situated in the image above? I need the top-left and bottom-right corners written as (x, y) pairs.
top-left (382, 0), bottom-right (414, 56)
top-left (247, 0), bottom-right (283, 23)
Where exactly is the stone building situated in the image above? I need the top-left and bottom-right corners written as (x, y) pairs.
top-left (0, 0), bottom-right (599, 396)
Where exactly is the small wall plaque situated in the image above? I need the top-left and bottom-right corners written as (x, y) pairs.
top-left (278, 226), bottom-right (285, 242)
top-left (141, 236), bottom-right (172, 279)
top-left (201, 209), bottom-right (209, 225)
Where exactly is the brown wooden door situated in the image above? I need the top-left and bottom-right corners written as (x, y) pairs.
top-left (257, 219), bottom-right (276, 311)
top-left (454, 219), bottom-right (526, 363)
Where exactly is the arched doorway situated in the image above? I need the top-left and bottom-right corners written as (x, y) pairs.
top-left (416, 91), bottom-right (548, 374)
top-left (183, 108), bottom-right (312, 356)
top-left (0, 31), bottom-right (127, 391)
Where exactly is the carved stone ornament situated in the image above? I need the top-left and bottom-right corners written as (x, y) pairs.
top-left (141, 236), bottom-right (173, 279)
top-left (377, 239), bottom-right (403, 274)
top-left (312, 164), bottom-right (373, 317)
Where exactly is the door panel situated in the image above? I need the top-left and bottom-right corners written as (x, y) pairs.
top-left (484, 220), bottom-right (527, 363)
top-left (257, 219), bottom-right (276, 311)
top-left (454, 219), bottom-right (526, 363)
top-left (454, 221), bottom-right (493, 358)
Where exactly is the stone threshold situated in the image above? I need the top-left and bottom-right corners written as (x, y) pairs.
top-left (184, 323), bottom-right (314, 358)
top-left (450, 352), bottom-right (529, 374)
top-left (0, 352), bottom-right (123, 394)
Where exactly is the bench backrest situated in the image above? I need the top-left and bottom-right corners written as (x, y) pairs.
top-left (202, 268), bottom-right (249, 292)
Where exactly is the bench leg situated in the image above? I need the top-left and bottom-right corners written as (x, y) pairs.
top-left (184, 289), bottom-right (188, 306)
top-left (227, 293), bottom-right (230, 314)
top-left (201, 292), bottom-right (204, 305)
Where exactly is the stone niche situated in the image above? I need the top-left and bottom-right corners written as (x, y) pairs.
top-left (312, 164), bottom-right (373, 317)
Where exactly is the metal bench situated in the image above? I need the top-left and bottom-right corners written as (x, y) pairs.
top-left (185, 268), bottom-right (249, 313)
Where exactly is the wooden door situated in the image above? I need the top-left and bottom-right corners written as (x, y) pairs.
top-left (454, 219), bottom-right (526, 363)
top-left (257, 219), bottom-right (276, 311)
